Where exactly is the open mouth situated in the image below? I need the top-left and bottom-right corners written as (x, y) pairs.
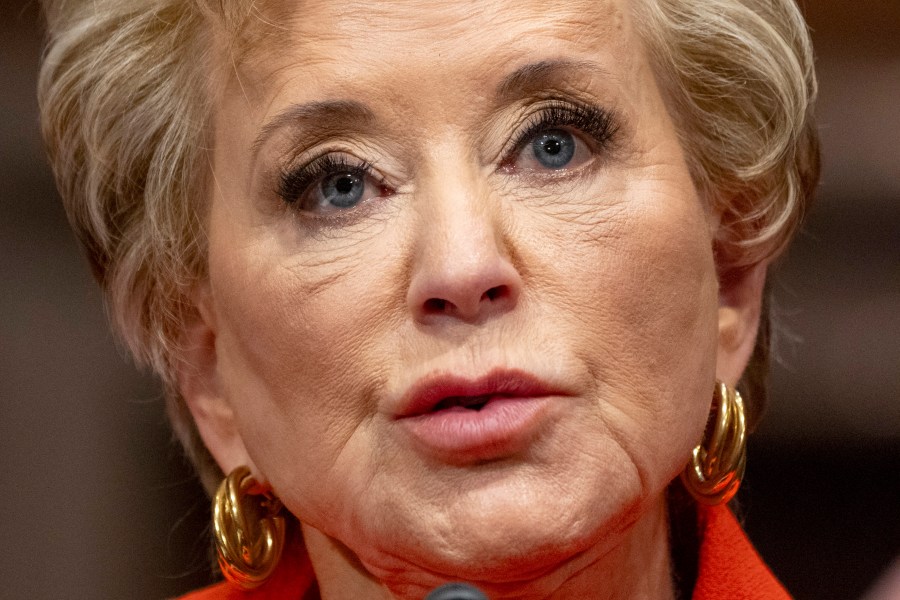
top-left (431, 394), bottom-right (505, 412)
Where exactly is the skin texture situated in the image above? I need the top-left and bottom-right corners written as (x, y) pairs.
top-left (179, 0), bottom-right (767, 598)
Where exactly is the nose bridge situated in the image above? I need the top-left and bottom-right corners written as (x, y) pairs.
top-left (430, 168), bottom-right (500, 264)
top-left (407, 158), bottom-right (521, 324)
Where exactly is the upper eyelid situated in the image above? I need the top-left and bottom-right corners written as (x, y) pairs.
top-left (270, 130), bottom-right (394, 173)
top-left (279, 146), bottom-right (373, 174)
top-left (281, 153), bottom-right (372, 184)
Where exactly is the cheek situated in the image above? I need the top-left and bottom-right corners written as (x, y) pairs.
top-left (205, 213), bottom-right (406, 512)
top-left (532, 167), bottom-right (719, 491)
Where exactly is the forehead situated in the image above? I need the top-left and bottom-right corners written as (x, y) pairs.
top-left (223, 0), bottom-right (640, 103)
top-left (284, 0), bottom-right (630, 49)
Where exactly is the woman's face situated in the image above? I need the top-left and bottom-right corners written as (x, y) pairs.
top-left (191, 0), bottom-right (737, 593)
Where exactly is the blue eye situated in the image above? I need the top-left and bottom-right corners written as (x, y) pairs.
top-left (277, 156), bottom-right (383, 214)
top-left (320, 171), bottom-right (365, 208)
top-left (530, 129), bottom-right (576, 169)
top-left (506, 102), bottom-right (618, 175)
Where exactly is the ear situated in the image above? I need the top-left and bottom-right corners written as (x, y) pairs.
top-left (176, 282), bottom-right (258, 476)
top-left (716, 261), bottom-right (768, 387)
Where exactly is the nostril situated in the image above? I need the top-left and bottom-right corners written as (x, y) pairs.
top-left (423, 298), bottom-right (448, 313)
top-left (418, 285), bottom-right (516, 320)
top-left (482, 285), bottom-right (508, 302)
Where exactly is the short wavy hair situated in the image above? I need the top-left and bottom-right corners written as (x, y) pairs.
top-left (38, 0), bottom-right (819, 494)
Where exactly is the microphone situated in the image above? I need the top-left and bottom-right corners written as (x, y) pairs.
top-left (424, 582), bottom-right (489, 600)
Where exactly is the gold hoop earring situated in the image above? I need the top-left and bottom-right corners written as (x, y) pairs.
top-left (213, 466), bottom-right (286, 589)
top-left (681, 381), bottom-right (747, 505)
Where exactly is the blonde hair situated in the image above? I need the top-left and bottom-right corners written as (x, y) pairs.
top-left (38, 0), bottom-right (819, 493)
top-left (634, 0), bottom-right (820, 424)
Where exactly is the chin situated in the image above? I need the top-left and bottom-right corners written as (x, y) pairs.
top-left (356, 474), bottom-right (643, 591)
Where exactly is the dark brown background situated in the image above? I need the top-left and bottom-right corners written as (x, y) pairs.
top-left (1, 1), bottom-right (897, 598)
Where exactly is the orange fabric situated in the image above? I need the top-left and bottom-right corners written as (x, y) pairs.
top-left (692, 505), bottom-right (791, 600)
top-left (178, 539), bottom-right (315, 600)
top-left (180, 504), bottom-right (789, 599)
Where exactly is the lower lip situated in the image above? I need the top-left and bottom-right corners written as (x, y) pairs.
top-left (398, 396), bottom-right (554, 462)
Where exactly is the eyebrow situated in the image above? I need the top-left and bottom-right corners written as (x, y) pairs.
top-left (251, 99), bottom-right (375, 158)
top-left (496, 59), bottom-right (610, 101)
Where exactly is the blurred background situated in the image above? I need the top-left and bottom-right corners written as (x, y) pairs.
top-left (1, 1), bottom-right (897, 598)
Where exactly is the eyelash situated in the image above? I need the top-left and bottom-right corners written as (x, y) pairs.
top-left (277, 155), bottom-right (379, 207)
top-left (505, 101), bottom-right (618, 166)
top-left (274, 100), bottom-right (618, 208)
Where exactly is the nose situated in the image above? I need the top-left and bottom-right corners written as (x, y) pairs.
top-left (407, 182), bottom-right (522, 325)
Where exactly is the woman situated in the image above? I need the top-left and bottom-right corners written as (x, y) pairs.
top-left (38, 0), bottom-right (819, 598)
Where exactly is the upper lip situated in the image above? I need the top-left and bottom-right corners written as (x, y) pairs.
top-left (395, 368), bottom-right (563, 418)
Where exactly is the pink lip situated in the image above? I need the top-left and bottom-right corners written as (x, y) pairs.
top-left (395, 369), bottom-right (564, 462)
top-left (396, 368), bottom-right (560, 417)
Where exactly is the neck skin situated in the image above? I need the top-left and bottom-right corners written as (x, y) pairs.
top-left (301, 496), bottom-right (676, 600)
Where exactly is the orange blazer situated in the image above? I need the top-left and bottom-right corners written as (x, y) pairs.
top-left (181, 504), bottom-right (790, 600)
